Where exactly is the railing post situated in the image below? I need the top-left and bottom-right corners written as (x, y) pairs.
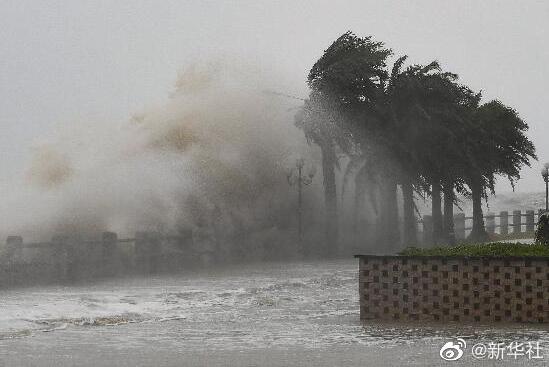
top-left (51, 235), bottom-right (69, 281)
top-left (499, 211), bottom-right (508, 235)
top-left (5, 236), bottom-right (22, 260)
top-left (135, 231), bottom-right (147, 273)
top-left (102, 232), bottom-right (117, 258)
top-left (513, 210), bottom-right (522, 234)
top-left (453, 213), bottom-right (465, 241)
top-left (422, 215), bottom-right (433, 245)
top-left (135, 231), bottom-right (161, 274)
top-left (5, 236), bottom-right (22, 286)
top-left (486, 213), bottom-right (496, 234)
top-left (526, 210), bottom-right (535, 233)
top-left (102, 232), bottom-right (118, 276)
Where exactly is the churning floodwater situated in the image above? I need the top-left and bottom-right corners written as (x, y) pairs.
top-left (1, 259), bottom-right (549, 366)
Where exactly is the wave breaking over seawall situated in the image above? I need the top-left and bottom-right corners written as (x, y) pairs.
top-left (0, 60), bottom-right (319, 244)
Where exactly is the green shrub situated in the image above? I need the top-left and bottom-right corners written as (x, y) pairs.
top-left (399, 242), bottom-right (549, 257)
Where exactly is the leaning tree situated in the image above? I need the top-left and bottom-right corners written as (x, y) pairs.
top-left (386, 59), bottom-right (480, 245)
top-left (466, 100), bottom-right (536, 241)
top-left (298, 31), bottom-right (537, 252)
top-left (297, 31), bottom-right (391, 254)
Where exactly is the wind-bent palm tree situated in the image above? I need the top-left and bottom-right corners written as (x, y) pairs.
top-left (385, 59), bottom-right (479, 245)
top-left (297, 31), bottom-right (391, 254)
top-left (466, 100), bottom-right (536, 241)
top-left (298, 31), bottom-right (537, 253)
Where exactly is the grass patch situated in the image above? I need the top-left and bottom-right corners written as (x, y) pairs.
top-left (399, 242), bottom-right (549, 257)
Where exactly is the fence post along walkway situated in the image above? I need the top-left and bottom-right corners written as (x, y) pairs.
top-left (513, 210), bottom-right (522, 234)
top-left (0, 229), bottom-right (198, 288)
top-left (135, 231), bottom-right (162, 274)
top-left (422, 215), bottom-right (433, 245)
top-left (453, 213), bottom-right (465, 240)
top-left (486, 213), bottom-right (495, 234)
top-left (102, 231), bottom-right (118, 276)
top-left (5, 236), bottom-right (22, 260)
top-left (500, 211), bottom-right (509, 235)
top-left (418, 209), bottom-right (543, 246)
top-left (526, 210), bottom-right (535, 232)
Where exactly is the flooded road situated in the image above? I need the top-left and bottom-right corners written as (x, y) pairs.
top-left (1, 259), bottom-right (548, 366)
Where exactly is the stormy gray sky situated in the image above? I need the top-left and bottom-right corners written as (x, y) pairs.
top-left (1, 0), bottom-right (548, 193)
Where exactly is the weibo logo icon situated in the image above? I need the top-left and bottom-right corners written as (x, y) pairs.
top-left (439, 338), bottom-right (466, 361)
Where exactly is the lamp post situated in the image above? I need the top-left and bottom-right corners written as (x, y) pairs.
top-left (287, 158), bottom-right (315, 242)
top-left (542, 163), bottom-right (549, 212)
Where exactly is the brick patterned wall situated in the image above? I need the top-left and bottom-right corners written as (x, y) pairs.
top-left (357, 255), bottom-right (549, 323)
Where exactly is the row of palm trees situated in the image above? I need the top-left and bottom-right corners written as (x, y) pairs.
top-left (295, 32), bottom-right (536, 253)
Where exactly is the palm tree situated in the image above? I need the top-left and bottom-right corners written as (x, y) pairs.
top-left (386, 60), bottom-right (478, 245)
top-left (466, 100), bottom-right (536, 241)
top-left (298, 31), bottom-right (392, 254)
top-left (411, 70), bottom-right (479, 245)
top-left (300, 31), bottom-right (537, 252)
top-left (384, 58), bottom-right (437, 246)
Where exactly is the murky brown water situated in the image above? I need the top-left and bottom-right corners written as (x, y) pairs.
top-left (1, 259), bottom-right (548, 366)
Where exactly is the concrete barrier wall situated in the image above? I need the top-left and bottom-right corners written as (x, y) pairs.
top-left (0, 231), bottom-right (199, 288)
top-left (357, 255), bottom-right (549, 323)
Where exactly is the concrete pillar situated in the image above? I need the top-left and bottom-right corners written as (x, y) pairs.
top-left (422, 215), bottom-right (433, 245)
top-left (102, 232), bottom-right (118, 276)
top-left (135, 231), bottom-right (161, 274)
top-left (526, 210), bottom-right (535, 233)
top-left (102, 232), bottom-right (117, 258)
top-left (499, 211), bottom-right (508, 235)
top-left (486, 213), bottom-right (496, 234)
top-left (513, 210), bottom-right (522, 234)
top-left (453, 213), bottom-right (466, 241)
top-left (51, 235), bottom-right (69, 281)
top-left (5, 236), bottom-right (22, 259)
top-left (135, 231), bottom-right (148, 273)
top-left (177, 228), bottom-right (193, 250)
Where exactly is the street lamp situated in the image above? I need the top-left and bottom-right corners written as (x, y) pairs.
top-left (287, 158), bottom-right (315, 242)
top-left (542, 163), bottom-right (549, 212)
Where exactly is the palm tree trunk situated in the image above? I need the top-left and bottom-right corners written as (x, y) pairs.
top-left (320, 144), bottom-right (338, 257)
top-left (431, 178), bottom-right (443, 245)
top-left (443, 182), bottom-right (455, 245)
top-left (377, 174), bottom-right (400, 252)
top-left (386, 179), bottom-right (400, 247)
top-left (469, 176), bottom-right (488, 242)
top-left (402, 180), bottom-right (417, 246)
top-left (353, 166), bottom-right (367, 248)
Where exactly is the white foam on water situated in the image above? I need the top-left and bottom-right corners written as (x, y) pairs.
top-left (0, 260), bottom-right (358, 345)
top-left (2, 259), bottom-right (548, 350)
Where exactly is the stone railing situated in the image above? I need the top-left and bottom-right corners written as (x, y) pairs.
top-left (356, 255), bottom-right (549, 323)
top-left (419, 209), bottom-right (544, 244)
top-left (0, 231), bottom-right (197, 288)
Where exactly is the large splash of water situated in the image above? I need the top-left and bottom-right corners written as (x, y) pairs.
top-left (0, 61), bottom-right (320, 243)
